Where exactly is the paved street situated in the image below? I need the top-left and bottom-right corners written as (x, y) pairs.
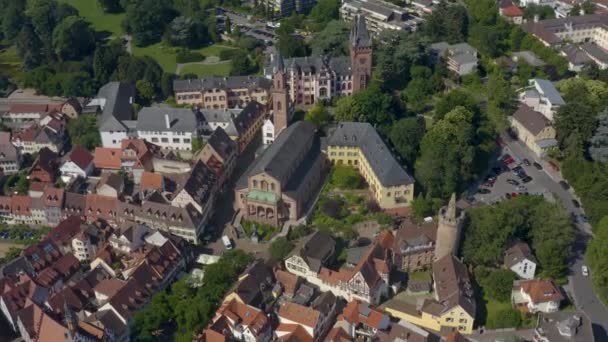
top-left (487, 134), bottom-right (608, 335)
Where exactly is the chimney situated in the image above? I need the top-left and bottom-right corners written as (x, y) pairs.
top-left (165, 114), bottom-right (171, 129)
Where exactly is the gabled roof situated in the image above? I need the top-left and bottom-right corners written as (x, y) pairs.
top-left (515, 279), bottom-right (564, 304)
top-left (173, 75), bottom-right (272, 93)
top-left (327, 122), bottom-right (414, 187)
top-left (341, 300), bottom-right (390, 330)
top-left (93, 147), bottom-right (122, 169)
top-left (202, 126), bottom-right (237, 164)
top-left (279, 301), bottom-right (321, 328)
top-left (173, 160), bottom-right (217, 209)
top-left (432, 255), bottom-right (476, 317)
top-left (512, 104), bottom-right (552, 136)
top-left (64, 146), bottom-right (94, 170)
top-left (290, 231), bottom-right (336, 273)
top-left (532, 79), bottom-right (565, 106)
top-left (136, 106), bottom-right (198, 133)
top-left (504, 241), bottom-right (537, 269)
top-left (140, 171), bottom-right (163, 191)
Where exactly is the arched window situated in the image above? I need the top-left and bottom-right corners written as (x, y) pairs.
top-left (276, 101), bottom-right (282, 111)
top-left (253, 180), bottom-right (258, 188)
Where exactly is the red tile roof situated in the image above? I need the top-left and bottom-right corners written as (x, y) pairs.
top-left (140, 172), bottom-right (163, 191)
top-left (276, 323), bottom-right (313, 342)
top-left (48, 216), bottom-right (84, 248)
top-left (516, 279), bottom-right (564, 304)
top-left (341, 300), bottom-right (388, 330)
top-left (65, 146), bottom-right (94, 170)
top-left (85, 194), bottom-right (119, 221)
top-left (278, 302), bottom-right (320, 328)
top-left (9, 104), bottom-right (49, 113)
top-left (502, 5), bottom-right (523, 17)
top-left (11, 195), bottom-right (31, 216)
top-left (42, 187), bottom-right (64, 207)
top-left (94, 148), bottom-right (121, 169)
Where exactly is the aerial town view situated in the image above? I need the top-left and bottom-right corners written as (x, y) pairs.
top-left (1, 0), bottom-right (608, 341)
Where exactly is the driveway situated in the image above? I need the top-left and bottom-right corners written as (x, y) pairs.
top-left (494, 134), bottom-right (608, 332)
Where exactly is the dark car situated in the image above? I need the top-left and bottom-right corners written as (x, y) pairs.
top-left (522, 176), bottom-right (533, 183)
top-left (512, 166), bottom-right (523, 173)
top-left (533, 162), bottom-right (542, 170)
top-left (492, 167), bottom-right (502, 174)
top-left (517, 172), bottom-right (528, 179)
top-left (559, 181), bottom-right (570, 190)
top-left (523, 159), bottom-right (531, 166)
top-left (505, 193), bottom-right (512, 199)
top-left (507, 179), bottom-right (520, 186)
top-left (572, 199), bottom-right (580, 208)
top-left (477, 188), bottom-right (491, 194)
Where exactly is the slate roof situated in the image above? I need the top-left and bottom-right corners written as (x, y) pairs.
top-left (173, 75), bottom-right (272, 93)
top-left (64, 146), bottom-right (94, 170)
top-left (504, 241), bottom-right (538, 269)
top-left (432, 255), bottom-right (476, 317)
top-left (280, 56), bottom-right (352, 77)
top-left (394, 217), bottom-right (437, 253)
top-left (532, 79), bottom-right (565, 105)
top-left (202, 101), bottom-right (265, 138)
top-left (351, 14), bottom-right (372, 48)
top-left (243, 121), bottom-right (317, 184)
top-left (95, 82), bottom-right (136, 131)
top-left (512, 104), bottom-right (552, 136)
top-left (327, 122), bottom-right (414, 187)
top-left (205, 127), bottom-right (237, 162)
top-left (173, 160), bottom-right (217, 208)
top-left (136, 107), bottom-right (199, 133)
top-left (291, 231), bottom-right (336, 273)
top-left (523, 14), bottom-right (608, 46)
top-left (581, 42), bottom-right (608, 63)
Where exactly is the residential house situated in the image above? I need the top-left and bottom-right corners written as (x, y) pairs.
top-left (136, 107), bottom-right (199, 151)
top-left (340, 0), bottom-right (423, 35)
top-left (509, 104), bottom-right (557, 157)
top-left (3, 103), bottom-right (59, 127)
top-left (97, 279), bottom-right (151, 339)
top-left (373, 319), bottom-right (438, 342)
top-left (522, 14), bottom-right (608, 53)
top-left (201, 100), bottom-right (266, 153)
top-left (504, 242), bottom-right (538, 280)
top-left (60, 146), bottom-right (94, 183)
top-left (276, 292), bottom-right (338, 341)
top-left (499, 0), bottom-right (524, 24)
top-left (0, 273), bottom-right (50, 331)
top-left (430, 42), bottom-right (478, 76)
top-left (90, 82), bottom-right (136, 148)
top-left (108, 223), bottom-right (150, 254)
top-left (28, 148), bottom-right (59, 183)
top-left (173, 75), bottom-right (271, 107)
top-left (262, 0), bottom-right (316, 16)
top-left (11, 116), bottom-right (67, 155)
top-left (83, 194), bottom-right (120, 224)
top-left (42, 186), bottom-right (65, 225)
top-left (197, 127), bottom-right (238, 188)
top-left (171, 160), bottom-right (218, 220)
top-left (139, 171), bottom-right (164, 193)
top-left (34, 253), bottom-right (81, 293)
top-left (0, 132), bottom-right (20, 174)
top-left (273, 268), bottom-right (303, 299)
top-left (203, 299), bottom-right (273, 342)
top-left (520, 79), bottom-right (565, 121)
top-left (393, 217), bottom-right (437, 271)
top-left (265, 15), bottom-right (373, 106)
top-left (385, 255), bottom-right (477, 334)
top-left (96, 173), bottom-right (124, 198)
top-left (512, 279), bottom-right (564, 313)
top-left (326, 122), bottom-right (414, 211)
top-left (223, 260), bottom-right (275, 310)
top-left (533, 311), bottom-right (595, 342)
top-left (337, 300), bottom-right (391, 339)
top-left (235, 121), bottom-right (324, 227)
top-left (286, 230), bottom-right (394, 305)
top-left (11, 195), bottom-right (35, 225)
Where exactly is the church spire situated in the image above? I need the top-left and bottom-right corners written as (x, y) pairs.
top-left (350, 15), bottom-right (372, 49)
top-left (446, 193), bottom-right (457, 219)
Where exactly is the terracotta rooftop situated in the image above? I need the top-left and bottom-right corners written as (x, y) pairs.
top-left (65, 146), bottom-right (94, 170)
top-left (93, 147), bottom-right (121, 169)
top-left (279, 301), bottom-right (321, 328)
top-left (94, 278), bottom-right (126, 298)
top-left (341, 300), bottom-right (390, 330)
top-left (140, 171), bottom-right (163, 191)
top-left (516, 279), bottom-right (564, 304)
top-left (276, 323), bottom-right (314, 342)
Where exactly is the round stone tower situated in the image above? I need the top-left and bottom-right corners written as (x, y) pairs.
top-left (435, 193), bottom-right (465, 260)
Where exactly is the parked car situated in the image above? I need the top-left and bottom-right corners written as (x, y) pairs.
top-left (507, 179), bottom-right (520, 186)
top-left (505, 193), bottom-right (512, 199)
top-left (517, 185), bottom-right (527, 192)
top-left (522, 176), bottom-right (533, 183)
top-left (582, 265), bottom-right (589, 277)
top-left (533, 162), bottom-right (543, 170)
top-left (512, 166), bottom-right (524, 173)
top-left (572, 199), bottom-right (580, 208)
top-left (477, 188), bottom-right (491, 194)
top-left (523, 158), bottom-right (531, 166)
top-left (559, 181), bottom-right (570, 190)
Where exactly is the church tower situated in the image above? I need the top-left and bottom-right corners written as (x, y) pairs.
top-left (350, 15), bottom-right (373, 92)
top-left (435, 193), bottom-right (465, 260)
top-left (270, 52), bottom-right (290, 138)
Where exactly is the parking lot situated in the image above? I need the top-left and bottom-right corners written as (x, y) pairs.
top-left (471, 150), bottom-right (554, 205)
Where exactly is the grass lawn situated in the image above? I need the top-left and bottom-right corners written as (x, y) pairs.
top-left (132, 43), bottom-right (182, 73)
top-left (58, 0), bottom-right (125, 37)
top-left (409, 270), bottom-right (432, 282)
top-left (241, 220), bottom-right (279, 241)
top-left (179, 62), bottom-right (232, 77)
top-left (0, 46), bottom-right (23, 80)
top-left (194, 44), bottom-right (238, 56)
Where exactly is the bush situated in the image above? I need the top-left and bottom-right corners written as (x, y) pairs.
top-left (321, 197), bottom-right (346, 219)
top-left (219, 49), bottom-right (238, 61)
top-left (269, 237), bottom-right (294, 261)
top-left (475, 266), bottom-right (517, 302)
top-left (176, 50), bottom-right (204, 63)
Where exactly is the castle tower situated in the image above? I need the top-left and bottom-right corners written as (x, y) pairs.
top-left (435, 193), bottom-right (465, 260)
top-left (270, 52), bottom-right (290, 138)
top-left (350, 15), bottom-right (373, 92)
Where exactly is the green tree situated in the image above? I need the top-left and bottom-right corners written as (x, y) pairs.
top-left (587, 216), bottom-right (608, 304)
top-left (309, 0), bottom-right (340, 28)
top-left (589, 112), bottom-right (608, 162)
top-left (230, 50), bottom-right (257, 76)
top-left (269, 237), bottom-right (294, 261)
top-left (310, 20), bottom-right (350, 57)
top-left (124, 0), bottom-right (175, 46)
top-left (388, 117), bottom-right (425, 168)
top-left (374, 30), bottom-right (427, 88)
top-left (554, 102), bottom-right (598, 149)
top-left (334, 82), bottom-right (396, 126)
top-left (415, 106), bottom-right (477, 198)
top-left (582, 0), bottom-right (596, 15)
top-left (94, 41), bottom-right (127, 84)
top-left (16, 23), bottom-right (45, 68)
top-left (475, 267), bottom-right (516, 301)
top-left (304, 103), bottom-right (331, 129)
top-left (434, 90), bottom-right (478, 121)
top-left (16, 175), bottom-right (29, 194)
top-left (68, 116), bottom-right (101, 150)
top-left (277, 34), bottom-right (309, 58)
top-left (136, 79), bottom-right (156, 105)
top-left (423, 2), bottom-right (468, 43)
top-left (52, 16), bottom-right (96, 61)
top-left (2, 0), bottom-right (25, 42)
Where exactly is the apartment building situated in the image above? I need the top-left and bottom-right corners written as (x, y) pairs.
top-left (136, 107), bottom-right (199, 151)
top-left (512, 279), bottom-right (564, 313)
top-left (430, 42), bottom-right (479, 76)
top-left (340, 0), bottom-right (423, 35)
top-left (90, 82), bottom-right (136, 148)
top-left (0, 132), bottom-right (20, 175)
top-left (173, 75), bottom-right (271, 108)
top-left (262, 0), bottom-right (316, 16)
top-left (509, 104), bottom-right (557, 157)
top-left (326, 122), bottom-right (414, 211)
top-left (520, 78), bottom-right (565, 121)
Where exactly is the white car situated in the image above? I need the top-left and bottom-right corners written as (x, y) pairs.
top-left (582, 265), bottom-right (589, 277)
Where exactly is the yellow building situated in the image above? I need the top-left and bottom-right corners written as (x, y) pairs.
top-left (173, 75), bottom-right (271, 108)
top-left (326, 122), bottom-right (414, 210)
top-left (510, 104), bottom-right (557, 157)
top-left (384, 255), bottom-right (476, 334)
